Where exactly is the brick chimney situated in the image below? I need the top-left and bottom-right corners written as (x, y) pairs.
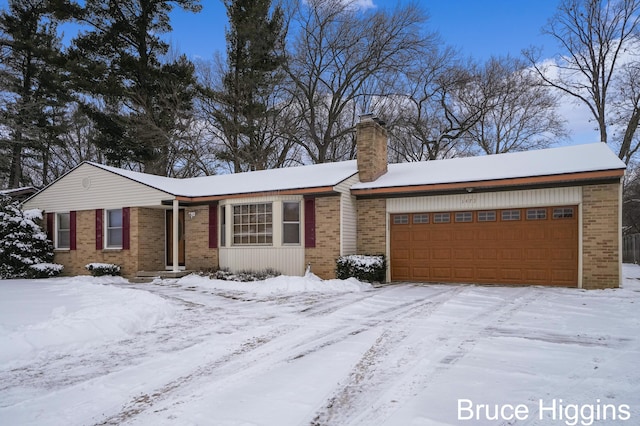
top-left (356, 113), bottom-right (388, 182)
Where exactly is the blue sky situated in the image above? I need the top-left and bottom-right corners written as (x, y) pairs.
top-left (167, 0), bottom-right (563, 61)
top-left (0, 0), bottom-right (598, 145)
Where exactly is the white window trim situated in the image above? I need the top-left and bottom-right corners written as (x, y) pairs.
top-left (105, 208), bottom-right (123, 249)
top-left (231, 202), bottom-right (274, 246)
top-left (282, 201), bottom-right (301, 246)
top-left (56, 212), bottom-right (71, 250)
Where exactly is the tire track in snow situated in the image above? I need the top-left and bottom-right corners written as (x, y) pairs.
top-left (309, 286), bottom-right (545, 426)
top-left (95, 286), bottom-right (466, 424)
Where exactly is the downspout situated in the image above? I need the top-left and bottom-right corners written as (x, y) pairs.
top-left (173, 199), bottom-right (179, 272)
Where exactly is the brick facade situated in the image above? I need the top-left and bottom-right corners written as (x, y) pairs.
top-left (356, 118), bottom-right (388, 183)
top-left (582, 182), bottom-right (621, 289)
top-left (53, 209), bottom-right (138, 277)
top-left (305, 196), bottom-right (341, 279)
top-left (356, 198), bottom-right (386, 255)
top-left (185, 205), bottom-right (218, 271)
top-left (136, 208), bottom-right (165, 272)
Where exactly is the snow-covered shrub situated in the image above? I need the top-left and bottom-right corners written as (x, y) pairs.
top-left (0, 195), bottom-right (55, 279)
top-left (210, 267), bottom-right (280, 282)
top-left (336, 255), bottom-right (386, 283)
top-left (29, 262), bottom-right (64, 278)
top-left (85, 263), bottom-right (121, 277)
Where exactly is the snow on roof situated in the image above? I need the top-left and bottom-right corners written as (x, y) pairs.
top-left (90, 160), bottom-right (358, 197)
top-left (352, 143), bottom-right (626, 190)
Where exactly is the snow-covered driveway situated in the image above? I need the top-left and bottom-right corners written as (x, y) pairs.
top-left (1, 268), bottom-right (640, 426)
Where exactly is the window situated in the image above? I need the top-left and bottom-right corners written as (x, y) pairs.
top-left (57, 213), bottom-right (70, 249)
top-left (527, 208), bottom-right (547, 220)
top-left (220, 205), bottom-right (226, 247)
top-left (501, 210), bottom-right (521, 221)
top-left (553, 207), bottom-right (574, 219)
top-left (478, 211), bottom-right (496, 222)
top-left (393, 215), bottom-right (409, 224)
top-left (455, 212), bottom-right (473, 222)
top-left (413, 213), bottom-right (429, 224)
top-left (106, 209), bottom-right (123, 248)
top-left (283, 202), bottom-right (300, 244)
top-left (434, 213), bottom-right (450, 223)
top-left (233, 203), bottom-right (273, 245)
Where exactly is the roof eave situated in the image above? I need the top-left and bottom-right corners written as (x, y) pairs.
top-left (351, 169), bottom-right (625, 198)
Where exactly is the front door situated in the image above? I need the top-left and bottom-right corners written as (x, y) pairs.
top-left (166, 209), bottom-right (185, 267)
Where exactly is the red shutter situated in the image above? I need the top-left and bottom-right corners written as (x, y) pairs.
top-left (95, 209), bottom-right (103, 250)
top-left (209, 202), bottom-right (218, 248)
top-left (304, 197), bottom-right (316, 248)
top-left (122, 207), bottom-right (130, 250)
top-left (70, 211), bottom-right (77, 251)
top-left (46, 212), bottom-right (54, 242)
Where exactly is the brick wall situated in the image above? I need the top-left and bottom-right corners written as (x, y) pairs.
top-left (136, 208), bottom-right (165, 272)
top-left (356, 198), bottom-right (387, 255)
top-left (582, 182), bottom-right (621, 289)
top-left (185, 205), bottom-right (218, 271)
top-left (53, 209), bottom-right (139, 277)
top-left (356, 119), bottom-right (388, 183)
top-left (305, 196), bottom-right (341, 279)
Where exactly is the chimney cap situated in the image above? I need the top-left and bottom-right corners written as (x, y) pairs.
top-left (359, 113), bottom-right (385, 127)
top-left (359, 113), bottom-right (375, 122)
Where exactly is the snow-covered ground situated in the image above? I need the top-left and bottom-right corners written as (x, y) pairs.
top-left (1, 268), bottom-right (639, 426)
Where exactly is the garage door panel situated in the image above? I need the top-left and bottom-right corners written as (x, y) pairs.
top-left (477, 267), bottom-right (499, 280)
top-left (453, 230), bottom-right (473, 241)
top-left (477, 249), bottom-right (498, 260)
top-left (393, 248), bottom-right (410, 260)
top-left (431, 230), bottom-right (452, 241)
top-left (551, 248), bottom-right (576, 261)
top-left (453, 267), bottom-right (475, 280)
top-left (500, 248), bottom-right (523, 260)
top-left (453, 248), bottom-right (474, 260)
top-left (524, 228), bottom-right (547, 240)
top-left (412, 229), bottom-right (430, 241)
top-left (432, 249), bottom-right (451, 260)
top-left (392, 230), bottom-right (411, 244)
top-left (500, 268), bottom-right (523, 281)
top-left (390, 206), bottom-right (577, 286)
top-left (431, 267), bottom-right (452, 280)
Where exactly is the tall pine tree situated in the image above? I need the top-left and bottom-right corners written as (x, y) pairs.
top-left (210, 0), bottom-right (286, 172)
top-left (69, 0), bottom-right (201, 175)
top-left (0, 0), bottom-right (71, 188)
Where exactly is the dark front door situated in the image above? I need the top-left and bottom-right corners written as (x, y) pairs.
top-left (166, 209), bottom-right (185, 267)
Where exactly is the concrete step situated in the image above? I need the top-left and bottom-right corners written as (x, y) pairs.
top-left (129, 271), bottom-right (193, 282)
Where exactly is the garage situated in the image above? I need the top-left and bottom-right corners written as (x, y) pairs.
top-left (390, 206), bottom-right (578, 286)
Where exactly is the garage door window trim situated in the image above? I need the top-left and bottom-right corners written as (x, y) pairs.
top-left (553, 207), bottom-right (575, 219)
top-left (501, 210), bottom-right (521, 221)
top-left (434, 213), bottom-right (451, 223)
top-left (526, 208), bottom-right (547, 220)
top-left (455, 212), bottom-right (473, 223)
top-left (393, 214), bottom-right (409, 225)
top-left (478, 211), bottom-right (497, 222)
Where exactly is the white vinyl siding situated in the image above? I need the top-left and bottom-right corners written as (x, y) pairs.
top-left (387, 187), bottom-right (583, 213)
top-left (335, 173), bottom-right (359, 256)
top-left (218, 195), bottom-right (305, 275)
top-left (23, 163), bottom-right (172, 212)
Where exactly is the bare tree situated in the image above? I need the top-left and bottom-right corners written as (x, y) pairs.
top-left (380, 47), bottom-right (485, 162)
top-left (468, 56), bottom-right (567, 155)
top-left (524, 0), bottom-right (640, 162)
top-left (283, 0), bottom-right (429, 163)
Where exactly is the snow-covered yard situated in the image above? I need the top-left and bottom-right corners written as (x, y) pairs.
top-left (1, 267), bottom-right (639, 426)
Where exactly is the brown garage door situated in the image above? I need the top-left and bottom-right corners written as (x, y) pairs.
top-left (390, 206), bottom-right (578, 286)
